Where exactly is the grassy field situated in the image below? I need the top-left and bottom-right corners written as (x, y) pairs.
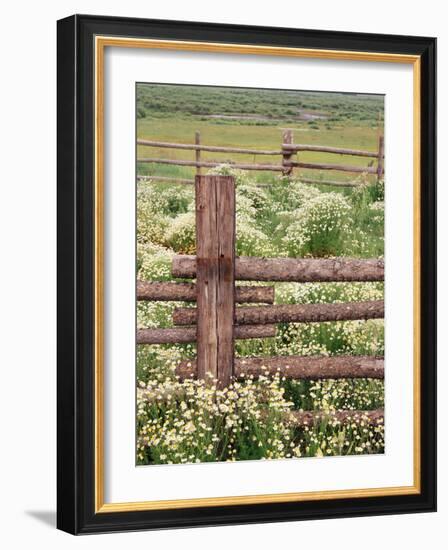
top-left (137, 84), bottom-right (384, 184)
top-left (136, 84), bottom-right (385, 466)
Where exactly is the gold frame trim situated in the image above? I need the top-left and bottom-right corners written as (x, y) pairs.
top-left (94, 36), bottom-right (422, 513)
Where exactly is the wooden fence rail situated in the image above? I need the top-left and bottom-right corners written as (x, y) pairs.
top-left (282, 143), bottom-right (380, 157)
top-left (173, 300), bottom-right (384, 326)
top-left (138, 157), bottom-right (284, 172)
top-left (138, 156), bottom-right (376, 175)
top-left (176, 355), bottom-right (384, 380)
top-left (137, 130), bottom-right (384, 185)
top-left (137, 138), bottom-right (283, 155)
top-left (172, 255), bottom-right (384, 282)
top-left (137, 325), bottom-right (276, 345)
top-left (137, 137), bottom-right (382, 159)
top-left (288, 161), bottom-right (376, 174)
top-left (137, 174), bottom-right (366, 188)
top-left (137, 280), bottom-right (274, 303)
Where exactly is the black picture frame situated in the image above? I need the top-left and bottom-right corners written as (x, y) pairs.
top-left (57, 14), bottom-right (436, 534)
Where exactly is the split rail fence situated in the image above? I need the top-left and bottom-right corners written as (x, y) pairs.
top-left (137, 175), bottom-right (385, 427)
top-left (137, 130), bottom-right (384, 188)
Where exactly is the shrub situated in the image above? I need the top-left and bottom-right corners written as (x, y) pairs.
top-left (263, 177), bottom-right (308, 210)
top-left (236, 194), bottom-right (258, 221)
top-left (284, 193), bottom-right (351, 257)
top-left (137, 201), bottom-right (170, 246)
top-left (136, 182), bottom-right (195, 246)
top-left (137, 243), bottom-right (174, 281)
top-left (138, 182), bottom-right (193, 217)
top-left (156, 185), bottom-right (193, 216)
top-left (286, 179), bottom-right (322, 209)
top-left (351, 175), bottom-right (384, 208)
top-left (236, 218), bottom-right (271, 256)
top-left (137, 301), bottom-right (178, 330)
top-left (369, 201), bottom-right (385, 227)
top-left (165, 211), bottom-right (196, 254)
top-left (347, 175), bottom-right (385, 257)
top-left (237, 181), bottom-right (269, 213)
top-left (206, 166), bottom-right (274, 255)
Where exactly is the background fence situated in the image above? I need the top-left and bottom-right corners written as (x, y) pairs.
top-left (137, 175), bottom-right (384, 426)
top-left (137, 130), bottom-right (384, 187)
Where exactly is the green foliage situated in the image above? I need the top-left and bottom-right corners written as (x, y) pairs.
top-left (165, 211), bottom-right (196, 254)
top-left (137, 363), bottom-right (384, 465)
top-left (284, 193), bottom-right (351, 257)
top-left (136, 200), bottom-right (170, 246)
top-left (138, 181), bottom-right (193, 217)
top-left (345, 175), bottom-right (385, 257)
top-left (137, 84), bottom-right (384, 127)
top-left (137, 243), bottom-right (174, 281)
top-left (351, 174), bottom-right (384, 208)
top-left (137, 372), bottom-right (294, 464)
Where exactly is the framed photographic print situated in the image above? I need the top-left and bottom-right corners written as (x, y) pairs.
top-left (57, 14), bottom-right (436, 534)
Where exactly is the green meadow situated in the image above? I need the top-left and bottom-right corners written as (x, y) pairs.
top-left (136, 84), bottom-right (384, 184)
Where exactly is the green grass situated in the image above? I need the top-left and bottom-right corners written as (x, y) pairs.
top-left (137, 84), bottom-right (384, 184)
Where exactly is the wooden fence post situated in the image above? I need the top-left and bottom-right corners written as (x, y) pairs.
top-left (282, 129), bottom-right (294, 177)
top-left (377, 135), bottom-right (384, 180)
top-left (195, 175), bottom-right (235, 387)
top-left (195, 131), bottom-right (201, 176)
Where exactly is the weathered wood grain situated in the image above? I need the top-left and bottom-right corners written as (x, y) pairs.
top-left (176, 355), bottom-right (384, 380)
top-left (195, 175), bottom-right (235, 387)
top-left (137, 138), bottom-right (282, 155)
top-left (137, 280), bottom-right (274, 303)
top-left (137, 325), bottom-right (275, 345)
top-left (172, 255), bottom-right (384, 282)
top-left (173, 300), bottom-right (384, 326)
top-left (138, 158), bottom-right (284, 171)
top-left (283, 143), bottom-right (380, 158)
top-left (289, 161), bottom-right (377, 174)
